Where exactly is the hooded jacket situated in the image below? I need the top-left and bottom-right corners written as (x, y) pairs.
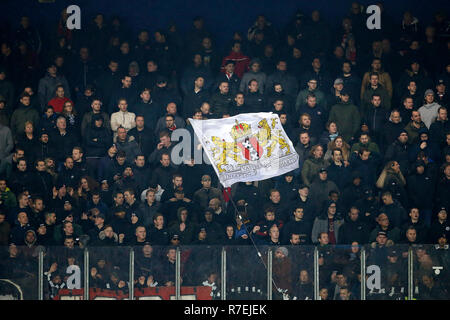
top-left (84, 117), bottom-right (113, 157)
top-left (418, 102), bottom-right (441, 129)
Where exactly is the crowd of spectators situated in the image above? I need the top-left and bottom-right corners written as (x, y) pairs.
top-left (0, 2), bottom-right (449, 300)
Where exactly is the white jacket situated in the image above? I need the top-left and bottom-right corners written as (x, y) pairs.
top-left (110, 111), bottom-right (136, 132)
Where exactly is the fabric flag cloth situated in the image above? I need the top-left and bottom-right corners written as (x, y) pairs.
top-left (189, 112), bottom-right (299, 188)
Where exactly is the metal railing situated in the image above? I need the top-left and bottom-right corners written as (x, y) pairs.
top-left (1, 244), bottom-right (448, 300)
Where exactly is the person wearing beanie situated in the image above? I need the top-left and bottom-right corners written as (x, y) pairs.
top-left (418, 89), bottom-right (442, 129)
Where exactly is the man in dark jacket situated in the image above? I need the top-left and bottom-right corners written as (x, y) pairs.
top-left (382, 110), bottom-right (405, 149)
top-left (180, 53), bottom-right (213, 96)
top-left (209, 81), bottom-right (233, 115)
top-left (338, 206), bottom-right (370, 245)
top-left (265, 59), bottom-right (299, 99)
top-left (51, 116), bottom-right (78, 164)
top-left (407, 161), bottom-right (436, 226)
top-left (84, 114), bottom-right (112, 159)
top-left (384, 130), bottom-right (410, 176)
top-left (81, 98), bottom-right (111, 138)
top-left (380, 191), bottom-right (408, 229)
top-left (361, 73), bottom-right (391, 119)
top-left (182, 76), bottom-right (210, 118)
top-left (328, 90), bottom-right (360, 143)
top-left (429, 106), bottom-right (449, 148)
top-left (94, 59), bottom-right (121, 108)
top-left (364, 93), bottom-right (389, 147)
top-left (108, 75), bottom-right (138, 114)
top-left (130, 88), bottom-right (163, 132)
top-left (128, 115), bottom-right (154, 157)
top-left (114, 126), bottom-right (142, 164)
top-left (281, 205), bottom-right (312, 245)
top-left (327, 149), bottom-right (351, 190)
top-left (10, 93), bottom-right (40, 138)
top-left (244, 79), bottom-right (265, 112)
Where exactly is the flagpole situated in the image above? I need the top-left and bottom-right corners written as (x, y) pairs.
top-left (223, 187), bottom-right (283, 296)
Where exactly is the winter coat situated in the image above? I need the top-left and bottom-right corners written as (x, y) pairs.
top-left (301, 156), bottom-right (328, 186)
top-left (84, 121), bottom-right (113, 157)
top-left (338, 217), bottom-right (370, 245)
top-left (328, 100), bottom-right (361, 142)
top-left (311, 215), bottom-right (345, 244)
top-left (361, 84), bottom-right (391, 118)
top-left (114, 135), bottom-right (141, 164)
top-left (209, 92), bottom-right (233, 115)
top-left (81, 111), bottom-right (111, 137)
top-left (295, 89), bottom-right (326, 112)
top-left (379, 200), bottom-right (408, 229)
top-left (10, 103), bottom-right (40, 137)
top-left (37, 73), bottom-right (71, 109)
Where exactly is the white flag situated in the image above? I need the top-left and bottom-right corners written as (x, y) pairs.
top-left (189, 113), bottom-right (299, 188)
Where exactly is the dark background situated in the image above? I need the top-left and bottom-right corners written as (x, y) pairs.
top-left (1, 0), bottom-right (449, 49)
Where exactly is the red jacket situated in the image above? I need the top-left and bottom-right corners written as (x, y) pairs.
top-left (221, 51), bottom-right (250, 79)
top-left (48, 97), bottom-right (72, 113)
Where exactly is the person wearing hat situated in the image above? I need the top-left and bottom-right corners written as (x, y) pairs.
top-left (168, 207), bottom-right (196, 245)
top-left (192, 174), bottom-right (223, 211)
top-left (295, 76), bottom-right (326, 113)
top-left (406, 159), bottom-right (436, 224)
top-left (325, 78), bottom-right (345, 107)
top-left (328, 88), bottom-right (360, 142)
top-left (37, 63), bottom-right (71, 110)
top-left (409, 127), bottom-right (440, 162)
top-left (428, 207), bottom-right (450, 243)
top-left (419, 89), bottom-right (442, 129)
top-left (384, 129), bottom-right (411, 175)
top-left (191, 226), bottom-right (210, 245)
top-left (309, 167), bottom-right (339, 212)
top-left (434, 78), bottom-right (449, 107)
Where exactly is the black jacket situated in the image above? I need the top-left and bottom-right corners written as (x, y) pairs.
top-left (338, 218), bottom-right (370, 245)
